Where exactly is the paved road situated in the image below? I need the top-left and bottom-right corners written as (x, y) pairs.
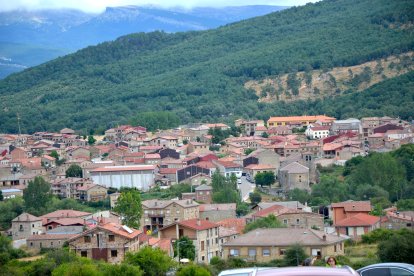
top-left (238, 176), bottom-right (256, 202)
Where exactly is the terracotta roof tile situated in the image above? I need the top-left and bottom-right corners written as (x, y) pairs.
top-left (331, 201), bottom-right (371, 212)
top-left (216, 218), bottom-right (246, 234)
top-left (335, 213), bottom-right (380, 227)
top-left (178, 219), bottom-right (218, 231)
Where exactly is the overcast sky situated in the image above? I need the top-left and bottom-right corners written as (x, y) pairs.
top-left (0, 0), bottom-right (319, 13)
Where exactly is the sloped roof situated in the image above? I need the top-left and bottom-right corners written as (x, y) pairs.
top-left (219, 226), bottom-right (239, 238)
top-left (335, 213), bottom-right (380, 227)
top-left (331, 201), bottom-right (371, 212)
top-left (223, 228), bottom-right (346, 247)
top-left (12, 212), bottom-right (41, 222)
top-left (252, 205), bottom-right (289, 218)
top-left (178, 219), bottom-right (218, 231)
top-left (279, 162), bottom-right (309, 173)
top-left (195, 184), bottom-right (212, 191)
top-left (142, 199), bottom-right (199, 209)
top-left (245, 164), bottom-right (276, 170)
top-left (199, 203), bottom-right (236, 212)
top-left (41, 209), bottom-right (91, 219)
top-left (44, 218), bottom-right (86, 226)
top-left (91, 165), bottom-right (156, 172)
top-left (216, 218), bottom-right (246, 234)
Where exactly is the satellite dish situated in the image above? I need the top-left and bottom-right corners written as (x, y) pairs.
top-left (122, 225), bottom-right (133, 234)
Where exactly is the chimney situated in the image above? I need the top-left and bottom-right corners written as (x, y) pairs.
top-left (154, 201), bottom-right (157, 206)
top-left (323, 234), bottom-right (326, 241)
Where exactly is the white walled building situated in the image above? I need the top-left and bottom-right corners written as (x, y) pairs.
top-left (90, 165), bottom-right (157, 191)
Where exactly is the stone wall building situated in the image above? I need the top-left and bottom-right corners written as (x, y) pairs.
top-left (11, 213), bottom-right (43, 240)
top-left (68, 222), bottom-right (143, 264)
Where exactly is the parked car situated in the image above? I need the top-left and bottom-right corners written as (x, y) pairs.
top-left (357, 263), bottom-right (414, 276)
top-left (219, 266), bottom-right (359, 276)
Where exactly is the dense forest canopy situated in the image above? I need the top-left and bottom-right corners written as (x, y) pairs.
top-left (0, 0), bottom-right (413, 133)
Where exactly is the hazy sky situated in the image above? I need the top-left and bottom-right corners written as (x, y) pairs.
top-left (0, 0), bottom-right (319, 13)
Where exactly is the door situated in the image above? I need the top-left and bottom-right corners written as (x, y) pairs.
top-left (92, 248), bottom-right (107, 261)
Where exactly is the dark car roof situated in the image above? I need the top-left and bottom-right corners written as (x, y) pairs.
top-left (357, 263), bottom-right (414, 272)
top-left (256, 266), bottom-right (359, 276)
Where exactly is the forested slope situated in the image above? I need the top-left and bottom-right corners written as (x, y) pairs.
top-left (0, 0), bottom-right (413, 133)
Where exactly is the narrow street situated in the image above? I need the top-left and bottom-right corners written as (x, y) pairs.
top-left (238, 176), bottom-right (256, 202)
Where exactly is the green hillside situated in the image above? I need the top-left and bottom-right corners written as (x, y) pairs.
top-left (0, 0), bottom-right (413, 133)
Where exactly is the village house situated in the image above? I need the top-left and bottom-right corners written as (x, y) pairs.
top-left (68, 222), bottom-right (144, 263)
top-left (187, 141), bottom-right (210, 154)
top-left (11, 213), bottom-right (43, 240)
top-left (278, 162), bottom-right (310, 191)
top-left (305, 125), bottom-right (331, 140)
top-left (199, 203), bottom-right (237, 222)
top-left (51, 177), bottom-right (92, 200)
top-left (218, 227), bottom-right (239, 258)
top-left (27, 233), bottom-right (76, 250)
top-left (235, 119), bottom-right (265, 136)
top-left (250, 205), bottom-right (324, 230)
top-left (243, 149), bottom-right (281, 173)
top-left (176, 164), bottom-right (211, 183)
top-left (222, 228), bottom-right (346, 262)
top-left (158, 218), bottom-right (220, 264)
top-left (212, 160), bottom-right (243, 179)
top-left (382, 208), bottom-right (414, 230)
top-left (267, 115), bottom-right (336, 128)
top-left (77, 184), bottom-right (108, 202)
top-left (141, 199), bottom-right (199, 233)
top-left (41, 210), bottom-right (92, 224)
top-left (334, 213), bottom-right (380, 240)
top-left (331, 201), bottom-right (371, 225)
top-left (267, 126), bottom-right (293, 136)
top-left (194, 184), bottom-right (213, 203)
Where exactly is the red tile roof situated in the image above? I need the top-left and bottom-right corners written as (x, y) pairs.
top-left (199, 203), bottom-right (236, 212)
top-left (41, 210), bottom-right (91, 219)
top-left (98, 222), bottom-right (142, 239)
top-left (216, 218), bottom-right (246, 234)
top-left (159, 168), bottom-right (179, 174)
top-left (44, 218), bottom-right (86, 226)
top-left (252, 204), bottom-right (289, 218)
top-left (178, 219), bottom-right (218, 231)
top-left (331, 201), bottom-right (371, 212)
top-left (335, 213), bottom-right (380, 227)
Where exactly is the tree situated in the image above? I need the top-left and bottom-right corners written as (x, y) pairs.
top-left (397, 199), bottom-right (414, 211)
top-left (176, 264), bottom-right (210, 276)
top-left (87, 135), bottom-right (96, 145)
top-left (50, 150), bottom-right (59, 160)
top-left (173, 236), bottom-right (196, 261)
top-left (65, 164), bottom-right (83, 178)
top-left (124, 246), bottom-right (175, 276)
top-left (236, 202), bottom-right (250, 217)
top-left (114, 190), bottom-right (143, 228)
top-left (254, 171), bottom-right (275, 186)
top-left (283, 243), bottom-right (308, 266)
top-left (249, 192), bottom-right (262, 205)
top-left (288, 188), bottom-right (310, 204)
top-left (244, 214), bottom-right (285, 233)
top-left (23, 176), bottom-right (52, 215)
top-left (377, 229), bottom-right (414, 264)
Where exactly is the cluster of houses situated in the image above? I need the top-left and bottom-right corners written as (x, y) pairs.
top-left (1, 115), bottom-right (413, 264)
top-left (10, 198), bottom-right (414, 264)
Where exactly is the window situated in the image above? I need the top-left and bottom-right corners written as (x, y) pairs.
top-left (111, 250), bottom-right (118, 257)
top-left (279, 249), bottom-right (286, 255)
top-left (334, 245), bottom-right (337, 252)
top-left (84, 236), bottom-right (91, 243)
top-left (201, 256), bottom-right (205, 261)
top-left (360, 268), bottom-right (390, 276)
top-left (201, 241), bottom-right (205, 251)
top-left (283, 219), bottom-right (288, 224)
top-left (296, 219), bottom-right (300, 224)
top-left (248, 249), bottom-right (256, 257)
top-left (32, 224), bottom-right (34, 227)
top-left (30, 242), bottom-right (33, 247)
top-left (390, 268), bottom-right (413, 276)
top-left (230, 249), bottom-right (239, 256)
top-left (109, 234), bottom-right (115, 242)
top-left (81, 251), bottom-right (87, 257)
top-left (263, 249), bottom-right (270, 256)
top-left (19, 225), bottom-right (23, 231)
top-left (51, 242), bottom-right (53, 246)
